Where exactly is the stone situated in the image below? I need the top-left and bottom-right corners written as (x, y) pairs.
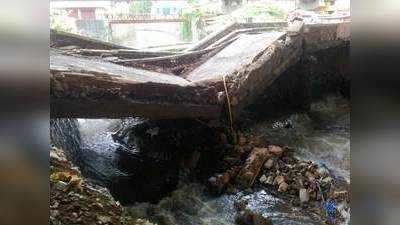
top-left (55, 181), bottom-right (69, 191)
top-left (237, 148), bottom-right (271, 187)
top-left (278, 182), bottom-right (288, 193)
top-left (234, 200), bottom-right (248, 212)
top-left (305, 171), bottom-right (315, 182)
top-left (332, 191), bottom-right (348, 201)
top-left (94, 202), bottom-right (104, 209)
top-left (50, 210), bottom-right (60, 218)
top-left (321, 177), bottom-right (333, 185)
top-left (308, 189), bottom-right (317, 200)
top-left (274, 175), bottom-right (285, 185)
top-left (316, 167), bottom-right (329, 178)
top-left (259, 175), bottom-right (267, 184)
top-left (97, 215), bottom-right (111, 224)
top-left (237, 133), bottom-right (247, 146)
top-left (299, 188), bottom-right (309, 203)
top-left (269, 145), bottom-right (283, 156)
top-left (235, 209), bottom-right (272, 225)
top-left (266, 176), bottom-right (274, 185)
top-left (264, 159), bottom-right (274, 169)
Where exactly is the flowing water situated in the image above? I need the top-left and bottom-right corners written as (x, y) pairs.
top-left (50, 94), bottom-right (350, 225)
top-left (124, 94), bottom-right (350, 225)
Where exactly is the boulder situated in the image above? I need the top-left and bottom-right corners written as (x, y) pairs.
top-left (299, 188), bottom-right (309, 203)
top-left (269, 145), bottom-right (283, 156)
top-left (278, 182), bottom-right (289, 193)
top-left (264, 159), bottom-right (274, 169)
top-left (259, 175), bottom-right (268, 184)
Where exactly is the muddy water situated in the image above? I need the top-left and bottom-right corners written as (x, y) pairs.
top-left (51, 94), bottom-right (350, 225)
top-left (124, 94), bottom-right (349, 225)
top-left (249, 95), bottom-right (350, 182)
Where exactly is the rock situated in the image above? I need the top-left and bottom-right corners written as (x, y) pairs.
top-left (94, 202), bottom-right (104, 209)
top-left (299, 188), bottom-right (309, 203)
top-left (316, 167), bottom-right (329, 178)
top-left (266, 176), bottom-right (274, 185)
top-left (259, 175), bottom-right (268, 184)
top-left (55, 181), bottom-right (69, 191)
top-left (237, 148), bottom-right (271, 187)
top-left (278, 182), bottom-right (288, 193)
top-left (274, 175), bottom-right (285, 185)
top-left (332, 191), bottom-right (348, 201)
top-left (305, 171), bottom-right (316, 182)
top-left (234, 200), bottom-right (248, 212)
top-left (295, 177), bottom-right (304, 189)
top-left (321, 177), bottom-right (333, 185)
top-left (51, 201), bottom-right (59, 209)
top-left (269, 145), bottom-right (283, 156)
top-left (208, 177), bottom-right (217, 183)
top-left (238, 133), bottom-right (247, 146)
top-left (308, 189), bottom-right (317, 200)
top-left (264, 159), bottom-right (274, 169)
top-left (50, 210), bottom-right (60, 218)
top-left (209, 166), bottom-right (241, 195)
top-left (50, 148), bottom-right (68, 163)
top-left (97, 215), bottom-right (111, 224)
top-left (235, 209), bottom-right (272, 225)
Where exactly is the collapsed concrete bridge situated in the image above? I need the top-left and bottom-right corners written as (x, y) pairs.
top-left (50, 20), bottom-right (350, 120)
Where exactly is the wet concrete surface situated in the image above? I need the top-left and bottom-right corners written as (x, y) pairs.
top-left (50, 50), bottom-right (191, 86)
top-left (186, 32), bottom-right (285, 83)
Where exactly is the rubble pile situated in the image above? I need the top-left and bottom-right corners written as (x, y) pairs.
top-left (50, 147), bottom-right (155, 225)
top-left (237, 144), bottom-right (350, 224)
top-left (255, 146), bottom-right (349, 206)
top-left (208, 139), bottom-right (350, 224)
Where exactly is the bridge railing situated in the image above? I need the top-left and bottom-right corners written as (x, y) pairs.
top-left (105, 13), bottom-right (183, 22)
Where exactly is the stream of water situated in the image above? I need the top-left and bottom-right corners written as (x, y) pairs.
top-left (51, 93), bottom-right (350, 225)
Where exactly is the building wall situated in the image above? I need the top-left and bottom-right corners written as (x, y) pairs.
top-left (50, 0), bottom-right (111, 20)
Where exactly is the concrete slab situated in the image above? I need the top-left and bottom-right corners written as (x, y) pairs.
top-left (186, 32), bottom-right (285, 83)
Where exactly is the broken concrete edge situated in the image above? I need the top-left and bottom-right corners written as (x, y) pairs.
top-left (303, 21), bottom-right (351, 53)
top-left (221, 21), bottom-right (350, 117)
top-left (50, 70), bottom-right (223, 119)
top-left (236, 147), bottom-right (270, 187)
top-left (50, 21), bottom-right (350, 120)
top-left (67, 48), bottom-right (177, 59)
top-left (50, 29), bottom-right (134, 50)
top-left (51, 99), bottom-right (222, 120)
top-left (227, 33), bottom-right (303, 110)
top-left (187, 22), bottom-right (288, 52)
top-left (236, 145), bottom-right (283, 188)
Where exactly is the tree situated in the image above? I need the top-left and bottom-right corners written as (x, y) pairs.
top-left (50, 10), bottom-right (77, 33)
top-left (221, 0), bottom-right (243, 13)
top-left (129, 0), bottom-right (152, 14)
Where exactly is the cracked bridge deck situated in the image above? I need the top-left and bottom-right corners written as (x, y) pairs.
top-left (50, 22), bottom-right (349, 119)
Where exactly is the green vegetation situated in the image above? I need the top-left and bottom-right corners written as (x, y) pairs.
top-left (180, 8), bottom-right (202, 41)
top-left (50, 10), bottom-right (77, 33)
top-left (233, 3), bottom-right (287, 21)
top-left (129, 0), bottom-right (152, 14)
